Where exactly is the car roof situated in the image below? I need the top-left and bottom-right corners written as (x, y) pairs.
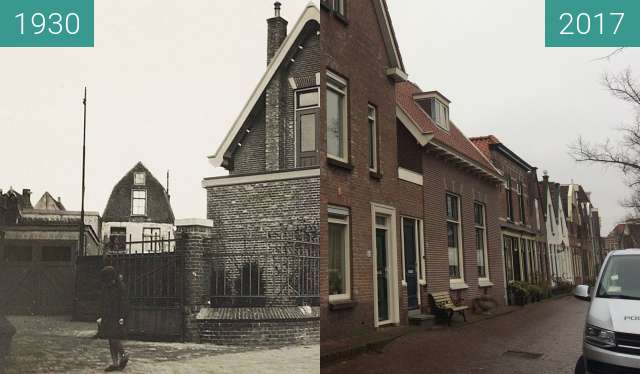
top-left (611, 248), bottom-right (640, 256)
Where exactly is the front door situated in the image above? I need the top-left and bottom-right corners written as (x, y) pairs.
top-left (403, 218), bottom-right (419, 311)
top-left (375, 216), bottom-right (390, 322)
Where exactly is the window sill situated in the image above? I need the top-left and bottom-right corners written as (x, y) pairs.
top-left (478, 279), bottom-right (494, 288)
top-left (327, 157), bottom-right (354, 171)
top-left (369, 170), bottom-right (383, 180)
top-left (449, 281), bottom-right (469, 290)
top-left (335, 12), bottom-right (349, 25)
top-left (329, 299), bottom-right (357, 311)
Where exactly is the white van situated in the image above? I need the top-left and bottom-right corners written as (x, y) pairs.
top-left (574, 248), bottom-right (640, 373)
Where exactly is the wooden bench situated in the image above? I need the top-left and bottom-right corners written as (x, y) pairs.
top-left (429, 292), bottom-right (469, 326)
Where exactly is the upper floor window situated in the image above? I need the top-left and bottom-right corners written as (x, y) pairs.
top-left (131, 189), bottom-right (147, 216)
top-left (517, 182), bottom-right (526, 225)
top-left (296, 88), bottom-right (319, 167)
top-left (327, 71), bottom-right (348, 163)
top-left (505, 179), bottom-right (514, 221)
top-left (368, 105), bottom-right (378, 172)
top-left (424, 98), bottom-right (449, 131)
top-left (134, 172), bottom-right (146, 185)
top-left (322, 0), bottom-right (346, 18)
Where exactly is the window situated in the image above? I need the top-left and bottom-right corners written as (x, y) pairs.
top-left (296, 88), bottom-right (320, 167)
top-left (424, 98), bottom-right (449, 131)
top-left (134, 172), bottom-right (146, 185)
top-left (446, 194), bottom-right (463, 280)
top-left (328, 206), bottom-right (350, 301)
top-left (3, 246), bottom-right (32, 262)
top-left (368, 105), bottom-right (378, 172)
top-left (110, 227), bottom-right (126, 252)
top-left (131, 189), bottom-right (147, 216)
top-left (327, 72), bottom-right (348, 162)
top-left (322, 0), bottom-right (346, 17)
top-left (506, 179), bottom-right (514, 221)
top-left (296, 89), bottom-right (319, 109)
top-left (42, 246), bottom-right (71, 262)
top-left (517, 182), bottom-right (526, 224)
top-left (142, 227), bottom-right (161, 252)
top-left (475, 203), bottom-right (489, 279)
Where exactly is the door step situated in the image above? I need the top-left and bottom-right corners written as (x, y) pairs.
top-left (408, 313), bottom-right (436, 327)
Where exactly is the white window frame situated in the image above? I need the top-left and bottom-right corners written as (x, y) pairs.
top-left (134, 172), bottom-right (146, 186)
top-left (371, 203), bottom-right (399, 327)
top-left (328, 205), bottom-right (351, 302)
top-left (368, 104), bottom-right (378, 172)
top-left (294, 87), bottom-right (320, 167)
top-left (474, 202), bottom-right (490, 282)
top-left (431, 98), bottom-right (449, 131)
top-left (446, 193), bottom-right (465, 284)
top-left (326, 71), bottom-right (349, 163)
top-left (131, 189), bottom-right (147, 216)
top-left (142, 227), bottom-right (161, 252)
top-left (400, 216), bottom-right (426, 286)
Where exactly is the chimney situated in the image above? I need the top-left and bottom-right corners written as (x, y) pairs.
top-left (267, 2), bottom-right (288, 65)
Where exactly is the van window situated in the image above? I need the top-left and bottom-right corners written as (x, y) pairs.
top-left (597, 255), bottom-right (640, 300)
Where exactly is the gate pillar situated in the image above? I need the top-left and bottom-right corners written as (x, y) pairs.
top-left (176, 220), bottom-right (214, 343)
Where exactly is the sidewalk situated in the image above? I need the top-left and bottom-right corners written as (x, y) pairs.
top-left (321, 303), bottom-right (524, 366)
top-left (2, 316), bottom-right (319, 374)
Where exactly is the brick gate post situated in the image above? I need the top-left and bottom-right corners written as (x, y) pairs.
top-left (175, 219), bottom-right (214, 343)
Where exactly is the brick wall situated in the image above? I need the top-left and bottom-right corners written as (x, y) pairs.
top-left (420, 150), bottom-right (505, 307)
top-left (321, 0), bottom-right (404, 339)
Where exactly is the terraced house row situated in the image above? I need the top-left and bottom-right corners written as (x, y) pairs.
top-left (318, 0), bottom-right (603, 340)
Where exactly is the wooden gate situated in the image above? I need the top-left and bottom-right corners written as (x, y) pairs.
top-left (0, 242), bottom-right (75, 315)
top-left (104, 238), bottom-right (184, 341)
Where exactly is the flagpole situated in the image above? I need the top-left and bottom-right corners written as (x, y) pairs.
top-left (80, 87), bottom-right (87, 256)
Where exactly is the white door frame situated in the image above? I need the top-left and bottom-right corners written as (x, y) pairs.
top-left (400, 216), bottom-right (424, 312)
top-left (371, 202), bottom-right (400, 327)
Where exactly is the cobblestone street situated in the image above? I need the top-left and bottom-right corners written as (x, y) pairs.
top-left (1, 316), bottom-right (319, 374)
top-left (323, 296), bottom-right (588, 374)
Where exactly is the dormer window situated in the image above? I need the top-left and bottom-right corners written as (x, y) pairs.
top-left (414, 91), bottom-right (451, 131)
top-left (134, 172), bottom-right (146, 186)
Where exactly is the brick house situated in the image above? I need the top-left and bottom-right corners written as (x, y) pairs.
top-left (539, 173), bottom-right (574, 286)
top-left (561, 183), bottom-right (602, 284)
top-left (471, 136), bottom-right (549, 303)
top-left (321, 0), bottom-right (505, 340)
top-left (200, 3), bottom-right (320, 344)
top-left (102, 162), bottom-right (175, 253)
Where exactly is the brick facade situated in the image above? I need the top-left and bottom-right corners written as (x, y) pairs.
top-left (321, 0), bottom-right (506, 341)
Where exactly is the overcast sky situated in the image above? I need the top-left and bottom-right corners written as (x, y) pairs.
top-left (388, 0), bottom-right (640, 235)
top-left (1, 1), bottom-right (636, 236)
top-left (0, 0), bottom-right (311, 220)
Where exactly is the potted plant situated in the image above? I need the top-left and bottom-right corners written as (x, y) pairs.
top-left (508, 281), bottom-right (530, 306)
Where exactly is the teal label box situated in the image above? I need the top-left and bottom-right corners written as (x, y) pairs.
top-left (0, 0), bottom-right (93, 47)
top-left (546, 0), bottom-right (640, 47)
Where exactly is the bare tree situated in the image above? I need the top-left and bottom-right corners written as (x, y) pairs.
top-left (570, 68), bottom-right (640, 214)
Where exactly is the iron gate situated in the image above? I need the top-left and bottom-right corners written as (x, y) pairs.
top-left (105, 237), bottom-right (184, 341)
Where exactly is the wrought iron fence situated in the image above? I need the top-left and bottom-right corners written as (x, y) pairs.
top-left (209, 222), bottom-right (319, 307)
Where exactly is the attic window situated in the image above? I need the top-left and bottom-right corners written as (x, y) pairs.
top-left (414, 92), bottom-right (451, 131)
top-left (134, 172), bottom-right (146, 186)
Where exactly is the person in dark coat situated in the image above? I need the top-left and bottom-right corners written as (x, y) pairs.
top-left (98, 266), bottom-right (130, 371)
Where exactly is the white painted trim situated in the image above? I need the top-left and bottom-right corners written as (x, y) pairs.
top-left (371, 203), bottom-right (400, 328)
top-left (385, 67), bottom-right (408, 82)
top-left (328, 208), bottom-right (351, 303)
top-left (398, 167), bottom-right (423, 186)
top-left (478, 279), bottom-right (494, 288)
top-left (208, 4), bottom-right (320, 167)
top-left (400, 216), bottom-right (425, 309)
top-left (450, 281), bottom-right (469, 290)
top-left (396, 105), bottom-right (433, 146)
top-left (175, 218), bottom-right (213, 227)
top-left (201, 168), bottom-right (319, 188)
top-left (373, 0), bottom-right (405, 74)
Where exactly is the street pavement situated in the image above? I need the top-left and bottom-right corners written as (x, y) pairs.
top-left (2, 315), bottom-right (319, 374)
top-left (323, 296), bottom-right (588, 374)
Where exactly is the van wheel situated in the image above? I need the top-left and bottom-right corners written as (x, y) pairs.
top-left (575, 356), bottom-right (585, 374)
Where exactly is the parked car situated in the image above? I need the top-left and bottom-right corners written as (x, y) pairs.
top-left (574, 248), bottom-right (640, 373)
